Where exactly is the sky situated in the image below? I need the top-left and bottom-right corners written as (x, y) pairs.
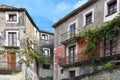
top-left (0, 0), bottom-right (88, 32)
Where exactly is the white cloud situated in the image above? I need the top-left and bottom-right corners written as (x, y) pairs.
top-left (54, 1), bottom-right (70, 14)
top-left (50, 1), bottom-right (72, 23)
top-left (74, 0), bottom-right (88, 9)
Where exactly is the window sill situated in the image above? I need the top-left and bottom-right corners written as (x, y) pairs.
top-left (6, 20), bottom-right (18, 23)
top-left (84, 22), bottom-right (93, 27)
top-left (41, 39), bottom-right (49, 41)
top-left (105, 11), bottom-right (117, 17)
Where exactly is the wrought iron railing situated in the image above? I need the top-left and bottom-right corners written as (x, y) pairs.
top-left (2, 38), bottom-right (20, 47)
top-left (59, 52), bottom-right (120, 66)
top-left (0, 60), bottom-right (22, 71)
top-left (44, 56), bottom-right (53, 64)
top-left (61, 29), bottom-right (80, 43)
top-left (59, 53), bottom-right (82, 65)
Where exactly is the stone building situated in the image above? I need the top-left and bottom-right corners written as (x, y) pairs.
top-left (0, 4), bottom-right (40, 80)
top-left (37, 30), bottom-right (54, 80)
top-left (53, 0), bottom-right (120, 80)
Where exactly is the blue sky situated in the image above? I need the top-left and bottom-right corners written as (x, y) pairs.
top-left (0, 0), bottom-right (88, 32)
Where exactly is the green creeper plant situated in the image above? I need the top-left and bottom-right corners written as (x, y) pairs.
top-left (101, 63), bottom-right (116, 70)
top-left (75, 14), bottom-right (120, 63)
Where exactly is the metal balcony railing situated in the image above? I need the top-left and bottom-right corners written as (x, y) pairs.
top-left (44, 57), bottom-right (53, 64)
top-left (0, 60), bottom-right (22, 71)
top-left (59, 52), bottom-right (120, 66)
top-left (2, 38), bottom-right (20, 48)
top-left (61, 29), bottom-right (80, 43)
top-left (59, 53), bottom-right (79, 65)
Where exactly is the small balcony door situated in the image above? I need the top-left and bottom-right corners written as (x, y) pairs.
top-left (69, 23), bottom-right (76, 38)
top-left (69, 70), bottom-right (75, 79)
top-left (7, 53), bottom-right (16, 69)
top-left (69, 45), bottom-right (76, 63)
top-left (8, 32), bottom-right (17, 46)
top-left (104, 35), bottom-right (117, 56)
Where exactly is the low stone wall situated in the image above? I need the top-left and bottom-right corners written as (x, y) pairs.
top-left (62, 67), bottom-right (120, 80)
top-left (82, 67), bottom-right (120, 80)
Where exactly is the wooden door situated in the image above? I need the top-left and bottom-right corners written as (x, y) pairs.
top-left (7, 53), bottom-right (16, 69)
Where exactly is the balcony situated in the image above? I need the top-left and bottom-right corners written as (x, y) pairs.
top-left (0, 60), bottom-right (22, 72)
top-left (59, 52), bottom-right (93, 67)
top-left (59, 52), bottom-right (120, 67)
top-left (61, 29), bottom-right (80, 44)
top-left (2, 38), bottom-right (20, 48)
top-left (44, 56), bottom-right (53, 64)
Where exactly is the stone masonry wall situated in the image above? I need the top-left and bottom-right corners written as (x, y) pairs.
top-left (82, 68), bottom-right (120, 80)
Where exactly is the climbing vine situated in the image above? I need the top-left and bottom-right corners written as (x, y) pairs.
top-left (75, 14), bottom-right (120, 63)
top-left (0, 37), bottom-right (45, 66)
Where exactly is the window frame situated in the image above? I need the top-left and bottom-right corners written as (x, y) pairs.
top-left (107, 0), bottom-right (117, 16)
top-left (66, 43), bottom-right (77, 56)
top-left (83, 9), bottom-right (94, 26)
top-left (104, 0), bottom-right (119, 22)
top-left (67, 20), bottom-right (78, 40)
top-left (6, 30), bottom-right (19, 46)
top-left (104, 35), bottom-right (117, 56)
top-left (68, 45), bottom-right (76, 63)
top-left (6, 12), bottom-right (19, 23)
top-left (43, 48), bottom-right (50, 56)
top-left (85, 12), bottom-right (92, 25)
top-left (69, 70), bottom-right (75, 79)
top-left (41, 33), bottom-right (49, 41)
top-left (69, 22), bottom-right (76, 38)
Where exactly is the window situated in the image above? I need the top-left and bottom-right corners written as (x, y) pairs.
top-left (8, 32), bottom-right (17, 46)
top-left (107, 0), bottom-right (117, 16)
top-left (6, 30), bottom-right (19, 47)
top-left (8, 14), bottom-right (17, 21)
top-left (69, 23), bottom-right (76, 38)
top-left (61, 69), bottom-right (63, 74)
top-left (104, 35), bottom-right (117, 56)
top-left (68, 45), bottom-right (76, 63)
top-left (43, 64), bottom-right (50, 69)
top-left (69, 70), bottom-right (75, 79)
top-left (41, 33), bottom-right (49, 40)
top-left (6, 12), bottom-right (18, 23)
top-left (86, 12), bottom-right (92, 25)
top-left (83, 9), bottom-right (94, 26)
top-left (104, 0), bottom-right (119, 22)
top-left (43, 48), bottom-right (50, 56)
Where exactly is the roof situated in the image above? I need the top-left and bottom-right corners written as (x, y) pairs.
top-left (0, 4), bottom-right (17, 8)
top-left (0, 4), bottom-right (40, 31)
top-left (39, 30), bottom-right (54, 35)
top-left (52, 0), bottom-right (98, 28)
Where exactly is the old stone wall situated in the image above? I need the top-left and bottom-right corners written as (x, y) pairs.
top-left (82, 68), bottom-right (120, 80)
